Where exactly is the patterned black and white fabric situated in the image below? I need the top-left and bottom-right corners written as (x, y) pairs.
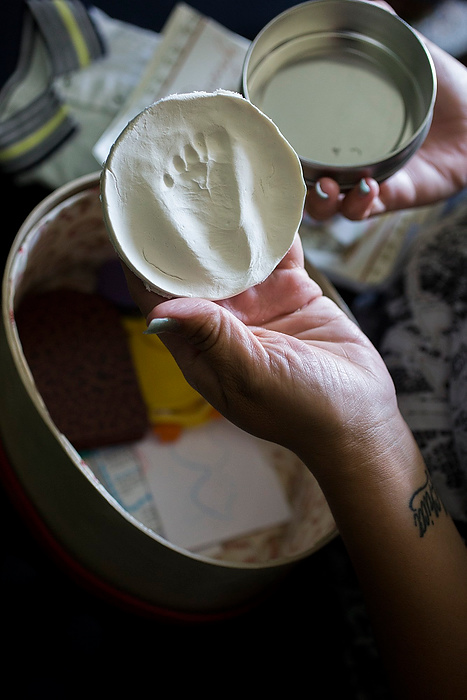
top-left (380, 192), bottom-right (467, 528)
top-left (326, 190), bottom-right (467, 699)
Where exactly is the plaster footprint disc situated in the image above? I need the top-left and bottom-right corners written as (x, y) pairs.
top-left (101, 89), bottom-right (306, 300)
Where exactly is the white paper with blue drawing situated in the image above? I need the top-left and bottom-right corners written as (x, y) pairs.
top-left (138, 419), bottom-right (292, 552)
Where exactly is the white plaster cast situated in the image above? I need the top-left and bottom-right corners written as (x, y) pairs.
top-left (101, 90), bottom-right (306, 299)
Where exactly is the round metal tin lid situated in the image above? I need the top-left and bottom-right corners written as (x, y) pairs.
top-left (243, 1), bottom-right (436, 187)
top-left (248, 33), bottom-right (418, 168)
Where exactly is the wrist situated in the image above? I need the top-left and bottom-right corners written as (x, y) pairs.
top-left (297, 410), bottom-right (423, 497)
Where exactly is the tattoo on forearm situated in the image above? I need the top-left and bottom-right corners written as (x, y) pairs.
top-left (409, 470), bottom-right (447, 538)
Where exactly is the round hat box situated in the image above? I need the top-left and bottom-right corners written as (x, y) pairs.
top-left (0, 172), bottom-right (339, 620)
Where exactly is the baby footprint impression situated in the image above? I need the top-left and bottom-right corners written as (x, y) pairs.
top-left (154, 127), bottom-right (254, 283)
top-left (102, 91), bottom-right (306, 299)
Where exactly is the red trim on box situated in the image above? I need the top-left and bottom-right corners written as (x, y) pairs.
top-left (0, 435), bottom-right (260, 624)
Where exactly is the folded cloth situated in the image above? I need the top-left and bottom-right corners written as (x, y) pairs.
top-left (0, 2), bottom-right (161, 189)
top-left (0, 1), bottom-right (105, 175)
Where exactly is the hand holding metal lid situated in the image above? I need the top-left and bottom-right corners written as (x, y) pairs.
top-left (305, 9), bottom-right (467, 220)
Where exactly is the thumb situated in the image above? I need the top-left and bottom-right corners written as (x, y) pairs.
top-left (144, 298), bottom-right (267, 421)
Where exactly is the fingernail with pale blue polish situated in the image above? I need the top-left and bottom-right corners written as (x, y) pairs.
top-left (359, 178), bottom-right (371, 195)
top-left (144, 317), bottom-right (180, 335)
top-left (315, 181), bottom-right (329, 200)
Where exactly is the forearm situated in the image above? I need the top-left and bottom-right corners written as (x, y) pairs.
top-left (138, 284), bottom-right (467, 697)
top-left (302, 415), bottom-right (467, 700)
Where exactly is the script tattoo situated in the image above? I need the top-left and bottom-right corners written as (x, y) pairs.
top-left (409, 470), bottom-right (446, 538)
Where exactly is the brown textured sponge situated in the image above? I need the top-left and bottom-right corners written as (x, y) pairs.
top-left (15, 289), bottom-right (148, 450)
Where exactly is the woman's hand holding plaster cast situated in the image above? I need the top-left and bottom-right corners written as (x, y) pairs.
top-left (125, 3), bottom-right (467, 698)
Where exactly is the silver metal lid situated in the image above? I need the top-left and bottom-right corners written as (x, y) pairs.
top-left (243, 1), bottom-right (436, 188)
